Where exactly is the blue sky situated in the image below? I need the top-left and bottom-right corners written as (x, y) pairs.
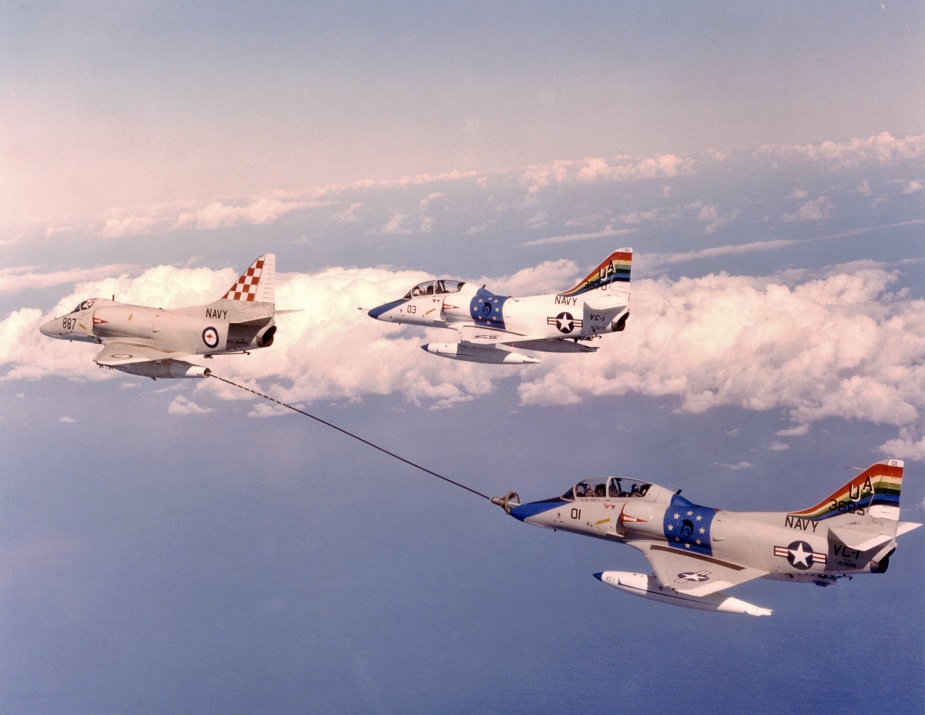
top-left (1, 2), bottom-right (924, 713)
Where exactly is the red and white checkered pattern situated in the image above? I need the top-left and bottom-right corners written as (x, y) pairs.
top-left (223, 258), bottom-right (265, 301)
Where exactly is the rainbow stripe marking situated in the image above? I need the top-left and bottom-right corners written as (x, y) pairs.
top-left (558, 249), bottom-right (632, 298)
top-left (789, 461), bottom-right (903, 522)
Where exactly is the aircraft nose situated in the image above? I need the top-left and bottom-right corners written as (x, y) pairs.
top-left (39, 319), bottom-right (57, 337)
top-left (367, 299), bottom-right (405, 320)
top-left (508, 501), bottom-right (560, 523)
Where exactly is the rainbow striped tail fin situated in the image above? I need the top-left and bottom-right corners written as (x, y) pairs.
top-left (558, 248), bottom-right (632, 298)
top-left (787, 460), bottom-right (922, 556)
top-left (792, 460), bottom-right (905, 524)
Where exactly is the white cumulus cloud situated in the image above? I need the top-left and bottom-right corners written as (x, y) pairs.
top-left (6, 256), bottom-right (925, 458)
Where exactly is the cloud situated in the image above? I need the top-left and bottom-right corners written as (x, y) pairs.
top-left (900, 180), bottom-right (923, 195)
top-left (616, 209), bottom-right (661, 225)
top-left (713, 461), bottom-right (755, 471)
top-left (516, 262), bottom-right (925, 457)
top-left (332, 203), bottom-right (364, 223)
top-left (646, 239), bottom-right (799, 268)
top-left (756, 132), bottom-right (925, 169)
top-left (0, 264), bottom-right (136, 296)
top-left (92, 195), bottom-right (321, 239)
top-left (167, 396), bottom-right (214, 415)
top-left (518, 153), bottom-right (696, 194)
top-left (783, 196), bottom-right (832, 222)
top-left (59, 416), bottom-right (76, 423)
top-left (695, 205), bottom-right (740, 234)
top-left (5, 252), bottom-right (925, 458)
top-left (418, 192), bottom-right (444, 210)
top-left (777, 424), bottom-right (809, 437)
top-left (645, 220), bottom-right (925, 269)
top-left (379, 213), bottom-right (410, 235)
top-left (6, 133), bottom-right (924, 246)
top-left (520, 228), bottom-right (638, 248)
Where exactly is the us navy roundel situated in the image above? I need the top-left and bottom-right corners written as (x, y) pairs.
top-left (784, 541), bottom-right (816, 570)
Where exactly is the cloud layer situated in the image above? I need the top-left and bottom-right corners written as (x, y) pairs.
top-left (4, 256), bottom-right (924, 458)
top-left (5, 132), bottom-right (922, 246)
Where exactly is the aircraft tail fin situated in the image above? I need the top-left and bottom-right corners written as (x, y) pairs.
top-left (558, 248), bottom-right (632, 298)
top-left (790, 460), bottom-right (908, 528)
top-left (220, 254), bottom-right (275, 305)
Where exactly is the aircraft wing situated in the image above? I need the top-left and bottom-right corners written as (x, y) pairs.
top-left (453, 323), bottom-right (530, 346)
top-left (452, 324), bottom-right (595, 353)
top-left (93, 341), bottom-right (192, 366)
top-left (639, 543), bottom-right (768, 597)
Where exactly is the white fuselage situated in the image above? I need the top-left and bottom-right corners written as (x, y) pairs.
top-left (512, 483), bottom-right (893, 583)
top-left (369, 282), bottom-right (629, 342)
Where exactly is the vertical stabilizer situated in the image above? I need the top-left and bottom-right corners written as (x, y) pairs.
top-left (558, 248), bottom-right (632, 297)
top-left (221, 254), bottom-right (275, 305)
top-left (791, 460), bottom-right (904, 524)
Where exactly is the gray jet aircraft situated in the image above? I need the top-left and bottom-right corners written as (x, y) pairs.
top-left (492, 460), bottom-right (919, 615)
top-left (40, 254), bottom-right (281, 378)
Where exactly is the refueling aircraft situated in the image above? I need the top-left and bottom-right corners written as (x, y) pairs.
top-left (366, 249), bottom-right (631, 364)
top-left (491, 460), bottom-right (920, 616)
top-left (39, 254), bottom-right (282, 379)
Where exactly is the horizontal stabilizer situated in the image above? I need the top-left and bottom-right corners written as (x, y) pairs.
top-left (828, 525), bottom-right (895, 552)
top-left (230, 315), bottom-right (276, 326)
top-left (896, 522), bottom-right (923, 537)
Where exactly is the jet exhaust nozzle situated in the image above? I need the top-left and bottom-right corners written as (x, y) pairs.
top-left (257, 324), bottom-right (277, 348)
top-left (594, 571), bottom-right (772, 617)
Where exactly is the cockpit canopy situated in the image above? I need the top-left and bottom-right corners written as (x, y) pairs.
top-left (562, 477), bottom-right (652, 500)
top-left (403, 279), bottom-right (466, 300)
top-left (69, 299), bottom-right (96, 314)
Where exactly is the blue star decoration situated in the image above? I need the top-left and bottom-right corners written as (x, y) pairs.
top-left (663, 495), bottom-right (716, 556)
top-left (469, 288), bottom-right (508, 328)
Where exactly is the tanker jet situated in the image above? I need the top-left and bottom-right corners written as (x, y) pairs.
top-left (39, 254), bottom-right (281, 379)
top-left (366, 249), bottom-right (632, 364)
top-left (491, 460), bottom-right (920, 616)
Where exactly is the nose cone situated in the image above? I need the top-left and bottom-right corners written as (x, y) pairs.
top-left (39, 319), bottom-right (57, 337)
top-left (367, 299), bottom-right (406, 320)
top-left (508, 500), bottom-right (562, 523)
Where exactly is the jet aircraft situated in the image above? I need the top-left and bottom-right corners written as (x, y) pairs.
top-left (491, 460), bottom-right (920, 616)
top-left (40, 254), bottom-right (281, 379)
top-left (366, 249), bottom-right (632, 364)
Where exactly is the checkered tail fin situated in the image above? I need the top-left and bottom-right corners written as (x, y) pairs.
top-left (221, 254), bottom-right (275, 305)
